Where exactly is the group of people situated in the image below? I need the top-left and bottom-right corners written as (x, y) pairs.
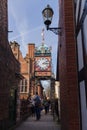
top-left (27, 92), bottom-right (50, 120)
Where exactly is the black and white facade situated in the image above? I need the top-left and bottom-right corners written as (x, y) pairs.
top-left (75, 0), bottom-right (87, 130)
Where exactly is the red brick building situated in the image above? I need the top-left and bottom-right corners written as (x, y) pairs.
top-left (10, 42), bottom-right (44, 99)
top-left (10, 41), bottom-right (30, 99)
top-left (0, 0), bottom-right (21, 129)
top-left (57, 0), bottom-right (80, 130)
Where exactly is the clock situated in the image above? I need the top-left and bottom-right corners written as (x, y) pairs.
top-left (36, 57), bottom-right (50, 70)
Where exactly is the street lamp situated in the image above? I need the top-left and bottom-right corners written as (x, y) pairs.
top-left (42, 4), bottom-right (61, 35)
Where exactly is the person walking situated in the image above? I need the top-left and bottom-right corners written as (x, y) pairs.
top-left (34, 92), bottom-right (41, 120)
top-left (43, 97), bottom-right (49, 114)
top-left (30, 97), bottom-right (35, 117)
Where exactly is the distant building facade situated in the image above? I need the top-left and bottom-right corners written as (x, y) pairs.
top-left (10, 42), bottom-right (45, 98)
top-left (10, 42), bottom-right (32, 99)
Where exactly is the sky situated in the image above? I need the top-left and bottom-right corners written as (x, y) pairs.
top-left (8, 0), bottom-right (59, 87)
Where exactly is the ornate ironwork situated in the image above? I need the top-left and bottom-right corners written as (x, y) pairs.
top-left (48, 27), bottom-right (62, 35)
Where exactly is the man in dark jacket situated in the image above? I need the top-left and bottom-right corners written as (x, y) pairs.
top-left (34, 92), bottom-right (41, 120)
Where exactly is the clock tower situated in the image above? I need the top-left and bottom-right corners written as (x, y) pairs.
top-left (29, 29), bottom-right (52, 97)
top-left (35, 29), bottom-right (52, 78)
top-left (35, 44), bottom-right (52, 77)
top-left (32, 29), bottom-right (52, 95)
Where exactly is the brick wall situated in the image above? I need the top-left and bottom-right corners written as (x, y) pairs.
top-left (0, 38), bottom-right (20, 129)
top-left (0, 0), bottom-right (20, 129)
top-left (58, 0), bottom-right (80, 130)
top-left (0, 0), bottom-right (8, 48)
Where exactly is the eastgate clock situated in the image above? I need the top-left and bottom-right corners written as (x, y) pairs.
top-left (36, 57), bottom-right (50, 70)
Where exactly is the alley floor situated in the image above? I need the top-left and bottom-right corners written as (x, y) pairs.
top-left (15, 110), bottom-right (61, 130)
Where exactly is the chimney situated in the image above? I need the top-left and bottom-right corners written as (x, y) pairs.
top-left (28, 43), bottom-right (35, 58)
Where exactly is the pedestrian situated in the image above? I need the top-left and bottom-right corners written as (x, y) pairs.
top-left (30, 97), bottom-right (35, 117)
top-left (27, 95), bottom-right (35, 116)
top-left (47, 99), bottom-right (51, 113)
top-left (43, 97), bottom-right (49, 114)
top-left (34, 92), bottom-right (41, 120)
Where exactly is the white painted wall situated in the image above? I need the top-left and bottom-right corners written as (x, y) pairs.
top-left (77, 31), bottom-right (84, 70)
top-left (80, 81), bottom-right (87, 130)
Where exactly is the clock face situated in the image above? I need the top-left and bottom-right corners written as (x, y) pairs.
top-left (36, 57), bottom-right (50, 70)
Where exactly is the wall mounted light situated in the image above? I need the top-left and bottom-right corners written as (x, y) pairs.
top-left (42, 4), bottom-right (61, 35)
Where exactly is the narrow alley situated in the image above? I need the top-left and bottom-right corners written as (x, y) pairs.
top-left (1, 0), bottom-right (87, 130)
top-left (15, 110), bottom-right (60, 130)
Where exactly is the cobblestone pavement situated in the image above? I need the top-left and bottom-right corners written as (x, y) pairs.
top-left (15, 110), bottom-right (61, 130)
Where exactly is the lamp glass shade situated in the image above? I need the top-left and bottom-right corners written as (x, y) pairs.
top-left (42, 5), bottom-right (54, 26)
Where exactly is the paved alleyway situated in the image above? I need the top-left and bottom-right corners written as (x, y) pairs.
top-left (15, 110), bottom-right (61, 130)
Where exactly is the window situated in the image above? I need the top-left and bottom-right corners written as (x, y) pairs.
top-left (20, 79), bottom-right (28, 93)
